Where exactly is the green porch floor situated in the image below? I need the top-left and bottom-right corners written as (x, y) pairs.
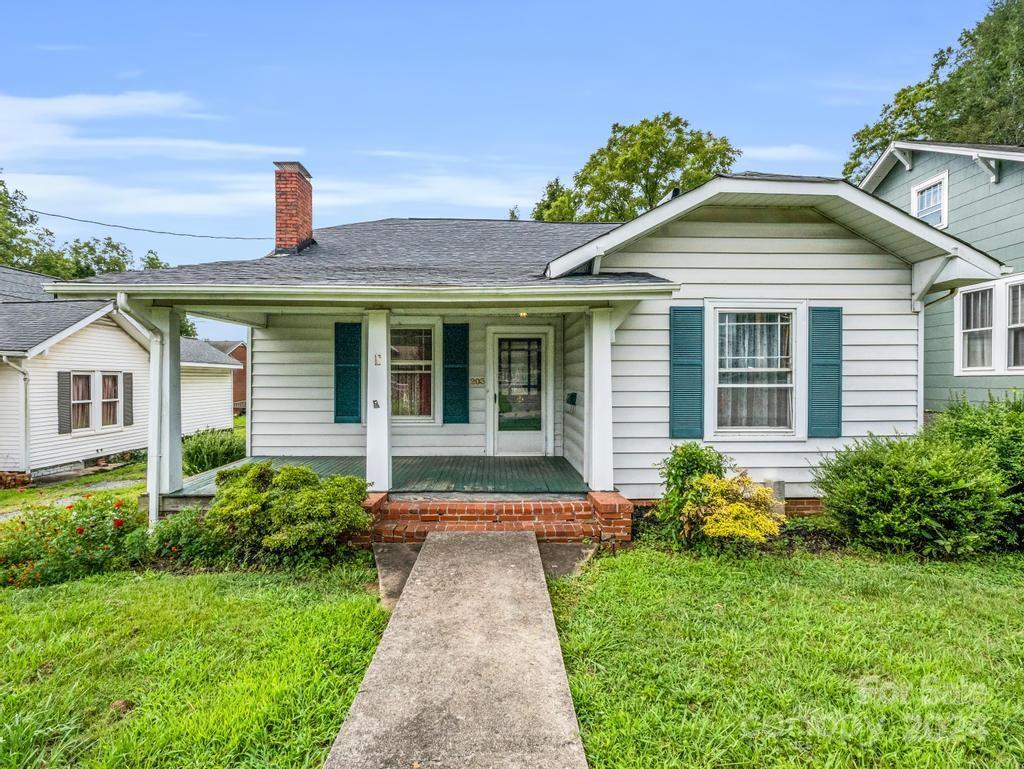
top-left (172, 455), bottom-right (588, 497)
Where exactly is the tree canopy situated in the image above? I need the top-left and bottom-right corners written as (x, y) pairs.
top-left (845, 0), bottom-right (1024, 181)
top-left (531, 112), bottom-right (740, 222)
top-left (0, 174), bottom-right (196, 336)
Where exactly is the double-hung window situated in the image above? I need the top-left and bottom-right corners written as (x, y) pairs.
top-left (911, 171), bottom-right (948, 228)
top-left (955, 278), bottom-right (1024, 375)
top-left (390, 327), bottom-right (435, 419)
top-left (716, 311), bottom-right (794, 431)
top-left (71, 373), bottom-right (92, 430)
top-left (101, 373), bottom-right (121, 427)
top-left (961, 287), bottom-right (993, 370)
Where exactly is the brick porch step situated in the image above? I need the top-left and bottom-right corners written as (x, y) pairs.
top-left (364, 491), bottom-right (633, 544)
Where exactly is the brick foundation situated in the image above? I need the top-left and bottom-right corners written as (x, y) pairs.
top-left (0, 471), bottom-right (30, 490)
top-left (785, 497), bottom-right (824, 516)
top-left (367, 493), bottom-right (634, 545)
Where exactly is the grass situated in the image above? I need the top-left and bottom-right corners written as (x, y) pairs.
top-left (234, 414), bottom-right (246, 439)
top-left (0, 462), bottom-right (147, 515)
top-left (0, 563), bottom-right (386, 769)
top-left (551, 546), bottom-right (1024, 768)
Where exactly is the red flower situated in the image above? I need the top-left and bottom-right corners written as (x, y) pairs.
top-left (65, 504), bottom-right (74, 510)
top-left (114, 500), bottom-right (124, 509)
top-left (75, 527), bottom-right (84, 535)
top-left (113, 518), bottom-right (124, 528)
top-left (84, 493), bottom-right (92, 499)
top-left (100, 545), bottom-right (109, 550)
top-left (171, 546), bottom-right (178, 553)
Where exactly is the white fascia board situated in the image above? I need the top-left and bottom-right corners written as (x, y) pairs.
top-left (546, 175), bottom-right (1005, 280)
top-left (24, 302), bottom-right (115, 359)
top-left (109, 310), bottom-right (152, 352)
top-left (181, 361), bottom-right (243, 370)
top-left (47, 282), bottom-right (678, 303)
top-left (861, 141), bottom-right (1024, 192)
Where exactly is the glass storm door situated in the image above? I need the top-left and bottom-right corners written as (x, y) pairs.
top-left (495, 336), bottom-right (544, 455)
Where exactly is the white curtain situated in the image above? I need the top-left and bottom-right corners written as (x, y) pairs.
top-left (718, 312), bottom-right (793, 429)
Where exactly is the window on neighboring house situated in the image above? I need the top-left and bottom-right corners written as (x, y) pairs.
top-left (961, 288), bottom-right (994, 370)
top-left (101, 373), bottom-right (121, 427)
top-left (1010, 283), bottom-right (1024, 369)
top-left (911, 171), bottom-right (948, 228)
top-left (716, 311), bottom-right (794, 430)
top-left (71, 373), bottom-right (92, 430)
top-left (390, 327), bottom-right (433, 418)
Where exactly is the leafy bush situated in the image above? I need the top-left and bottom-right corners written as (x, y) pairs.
top-left (0, 494), bottom-right (146, 587)
top-left (149, 506), bottom-right (224, 567)
top-left (204, 462), bottom-right (370, 564)
top-left (927, 393), bottom-right (1024, 546)
top-left (814, 432), bottom-right (1009, 557)
top-left (656, 442), bottom-right (734, 540)
top-left (182, 428), bottom-right (246, 476)
top-left (682, 472), bottom-right (785, 544)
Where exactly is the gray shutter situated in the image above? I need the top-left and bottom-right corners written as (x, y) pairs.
top-left (669, 306), bottom-right (704, 438)
top-left (123, 372), bottom-right (134, 427)
top-left (57, 371), bottom-right (72, 434)
top-left (808, 307), bottom-right (843, 438)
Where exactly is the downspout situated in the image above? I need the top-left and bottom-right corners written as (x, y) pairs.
top-left (116, 293), bottom-right (163, 529)
top-left (1, 355), bottom-right (31, 476)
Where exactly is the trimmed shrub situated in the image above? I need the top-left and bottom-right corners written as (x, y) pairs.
top-left (149, 507), bottom-right (224, 567)
top-left (182, 428), bottom-right (246, 476)
top-left (814, 432), bottom-right (1009, 557)
top-left (656, 442), bottom-right (734, 541)
top-left (927, 393), bottom-right (1024, 546)
top-left (203, 462), bottom-right (370, 564)
top-left (682, 472), bottom-right (785, 544)
top-left (0, 494), bottom-right (146, 587)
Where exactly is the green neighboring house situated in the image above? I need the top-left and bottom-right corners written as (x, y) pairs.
top-left (861, 141), bottom-right (1024, 411)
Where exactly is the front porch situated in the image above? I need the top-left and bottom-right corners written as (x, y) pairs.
top-left (170, 455), bottom-right (590, 498)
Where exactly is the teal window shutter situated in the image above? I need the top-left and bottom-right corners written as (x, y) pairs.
top-left (334, 322), bottom-right (362, 423)
top-left (669, 306), bottom-right (704, 438)
top-left (808, 307), bottom-right (843, 438)
top-left (443, 323), bottom-right (470, 423)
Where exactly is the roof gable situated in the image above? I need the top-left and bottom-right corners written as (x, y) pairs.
top-left (860, 140), bottom-right (1024, 192)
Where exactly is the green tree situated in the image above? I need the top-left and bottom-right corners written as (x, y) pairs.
top-left (845, 0), bottom-right (1024, 181)
top-left (507, 205), bottom-right (520, 221)
top-left (532, 113), bottom-right (739, 222)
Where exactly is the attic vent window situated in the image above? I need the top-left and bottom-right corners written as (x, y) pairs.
top-left (911, 171), bottom-right (948, 228)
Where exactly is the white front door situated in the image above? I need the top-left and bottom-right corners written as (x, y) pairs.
top-left (494, 335), bottom-right (545, 455)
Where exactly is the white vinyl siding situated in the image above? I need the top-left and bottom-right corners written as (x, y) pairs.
top-left (250, 313), bottom-right (565, 458)
top-left (0, 365), bottom-right (24, 471)
top-left (181, 367), bottom-right (235, 435)
top-left (23, 317), bottom-right (150, 473)
top-left (562, 313), bottom-right (586, 475)
top-left (602, 205), bottom-right (919, 498)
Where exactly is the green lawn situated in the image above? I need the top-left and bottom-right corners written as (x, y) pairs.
top-left (0, 462), bottom-right (147, 515)
top-left (0, 564), bottom-right (386, 769)
top-left (551, 547), bottom-right (1024, 769)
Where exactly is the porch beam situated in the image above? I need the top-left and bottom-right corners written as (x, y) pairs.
top-left (365, 309), bottom-right (392, 491)
top-left (587, 308), bottom-right (615, 491)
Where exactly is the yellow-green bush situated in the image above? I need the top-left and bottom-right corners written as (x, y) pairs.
top-left (681, 472), bottom-right (785, 544)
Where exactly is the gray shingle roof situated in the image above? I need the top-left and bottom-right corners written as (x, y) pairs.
top-left (0, 266), bottom-right (56, 302)
top-left (181, 337), bottom-right (240, 367)
top-left (65, 218), bottom-right (669, 289)
top-left (206, 340), bottom-right (245, 355)
top-left (0, 300), bottom-right (110, 353)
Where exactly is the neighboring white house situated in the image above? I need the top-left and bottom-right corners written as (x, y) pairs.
top-left (0, 266), bottom-right (240, 482)
top-left (53, 163), bottom-right (1007, 534)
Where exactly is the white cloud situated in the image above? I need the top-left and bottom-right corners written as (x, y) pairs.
top-left (742, 144), bottom-right (839, 162)
top-left (0, 91), bottom-right (299, 160)
top-left (361, 149), bottom-right (470, 163)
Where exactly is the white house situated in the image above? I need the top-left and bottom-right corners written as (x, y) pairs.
top-left (0, 266), bottom-right (240, 484)
top-left (52, 163), bottom-right (1006, 541)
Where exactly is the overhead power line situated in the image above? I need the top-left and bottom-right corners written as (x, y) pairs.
top-left (26, 208), bottom-right (273, 240)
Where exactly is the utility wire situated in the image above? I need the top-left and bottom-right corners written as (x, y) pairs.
top-left (26, 208), bottom-right (273, 240)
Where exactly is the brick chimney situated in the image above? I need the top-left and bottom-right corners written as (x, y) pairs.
top-left (274, 161), bottom-right (313, 253)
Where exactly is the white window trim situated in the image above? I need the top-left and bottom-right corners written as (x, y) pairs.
top-left (910, 170), bottom-right (949, 229)
top-left (703, 299), bottom-right (808, 441)
top-left (70, 371), bottom-right (94, 433)
top-left (955, 275), bottom-right (1024, 376)
top-left (389, 317), bottom-right (443, 425)
top-left (99, 371), bottom-right (123, 430)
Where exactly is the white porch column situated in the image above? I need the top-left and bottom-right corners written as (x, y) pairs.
top-left (365, 310), bottom-right (392, 491)
top-left (588, 307), bottom-right (615, 491)
top-left (147, 307), bottom-right (183, 527)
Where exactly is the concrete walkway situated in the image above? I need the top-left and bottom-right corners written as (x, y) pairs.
top-left (324, 532), bottom-right (587, 769)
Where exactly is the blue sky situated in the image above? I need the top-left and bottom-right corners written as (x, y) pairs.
top-left (3, 0), bottom-right (990, 339)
